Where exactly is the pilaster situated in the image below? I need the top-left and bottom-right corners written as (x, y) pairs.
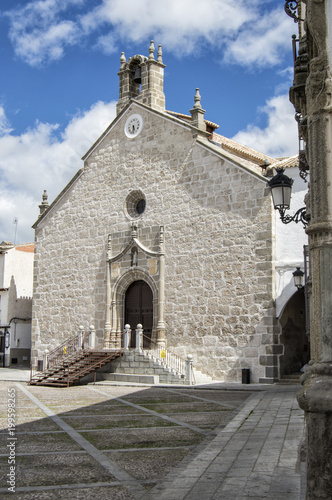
top-left (291, 1), bottom-right (332, 498)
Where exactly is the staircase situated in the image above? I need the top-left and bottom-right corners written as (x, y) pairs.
top-left (30, 350), bottom-right (123, 387)
top-left (29, 328), bottom-right (216, 387)
top-left (104, 349), bottom-right (187, 385)
top-left (30, 330), bottom-right (123, 387)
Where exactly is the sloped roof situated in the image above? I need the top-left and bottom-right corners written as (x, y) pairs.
top-left (0, 241), bottom-right (34, 254)
top-left (272, 155), bottom-right (299, 168)
top-left (166, 110), bottom-right (219, 130)
top-left (15, 243), bottom-right (35, 253)
top-left (211, 132), bottom-right (276, 167)
top-left (166, 109), bottom-right (297, 173)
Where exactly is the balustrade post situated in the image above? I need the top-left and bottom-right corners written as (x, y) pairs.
top-left (123, 324), bottom-right (130, 350)
top-left (135, 324), bottom-right (143, 352)
top-left (186, 354), bottom-right (194, 385)
top-left (78, 325), bottom-right (84, 351)
top-left (44, 349), bottom-right (49, 370)
top-left (89, 325), bottom-right (96, 349)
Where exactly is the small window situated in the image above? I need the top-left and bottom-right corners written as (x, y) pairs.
top-left (136, 199), bottom-right (146, 215)
top-left (125, 190), bottom-right (146, 220)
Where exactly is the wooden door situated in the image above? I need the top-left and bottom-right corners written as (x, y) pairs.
top-left (125, 280), bottom-right (153, 347)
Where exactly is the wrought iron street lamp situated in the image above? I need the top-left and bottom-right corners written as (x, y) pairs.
top-left (293, 267), bottom-right (304, 289)
top-left (284, 1), bottom-right (303, 23)
top-left (267, 168), bottom-right (309, 227)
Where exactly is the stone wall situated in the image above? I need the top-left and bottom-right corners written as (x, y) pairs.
top-left (32, 103), bottom-right (277, 382)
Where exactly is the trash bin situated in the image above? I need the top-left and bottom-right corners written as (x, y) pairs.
top-left (242, 368), bottom-right (250, 384)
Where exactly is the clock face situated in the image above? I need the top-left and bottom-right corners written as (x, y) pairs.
top-left (125, 114), bottom-right (143, 138)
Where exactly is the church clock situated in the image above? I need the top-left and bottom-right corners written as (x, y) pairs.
top-left (124, 114), bottom-right (143, 138)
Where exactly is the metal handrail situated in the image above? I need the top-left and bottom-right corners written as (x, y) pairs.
top-left (30, 329), bottom-right (91, 380)
top-left (48, 332), bottom-right (90, 365)
top-left (142, 333), bottom-right (186, 376)
top-left (30, 349), bottom-right (124, 387)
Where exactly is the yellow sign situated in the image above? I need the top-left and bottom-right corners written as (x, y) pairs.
top-left (63, 346), bottom-right (67, 354)
top-left (160, 350), bottom-right (166, 358)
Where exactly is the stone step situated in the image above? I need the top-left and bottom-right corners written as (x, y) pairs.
top-left (193, 369), bottom-right (220, 385)
top-left (278, 372), bottom-right (302, 384)
top-left (102, 373), bottom-right (159, 384)
top-left (106, 349), bottom-right (187, 385)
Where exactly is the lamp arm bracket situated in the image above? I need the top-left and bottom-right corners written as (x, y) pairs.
top-left (284, 1), bottom-right (304, 23)
top-left (279, 206), bottom-right (309, 227)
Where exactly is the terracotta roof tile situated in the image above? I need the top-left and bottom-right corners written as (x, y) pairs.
top-left (15, 243), bottom-right (35, 253)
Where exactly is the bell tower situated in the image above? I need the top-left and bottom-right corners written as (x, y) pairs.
top-left (116, 41), bottom-right (166, 115)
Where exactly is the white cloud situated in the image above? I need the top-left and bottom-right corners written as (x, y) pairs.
top-left (14, 21), bottom-right (80, 66)
top-left (0, 101), bottom-right (117, 243)
top-left (5, 0), bottom-right (83, 66)
top-left (4, 0), bottom-right (294, 67)
top-left (0, 107), bottom-right (13, 135)
top-left (86, 0), bottom-right (256, 51)
top-left (231, 94), bottom-right (298, 158)
top-left (223, 10), bottom-right (293, 67)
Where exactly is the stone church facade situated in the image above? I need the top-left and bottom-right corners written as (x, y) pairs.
top-left (31, 42), bottom-right (307, 384)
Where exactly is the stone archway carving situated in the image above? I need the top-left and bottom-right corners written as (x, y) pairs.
top-left (110, 268), bottom-right (158, 347)
top-left (104, 225), bottom-right (165, 349)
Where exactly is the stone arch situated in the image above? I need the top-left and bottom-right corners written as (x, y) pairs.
top-left (279, 290), bottom-right (310, 377)
top-left (111, 268), bottom-right (159, 345)
top-left (113, 267), bottom-right (158, 301)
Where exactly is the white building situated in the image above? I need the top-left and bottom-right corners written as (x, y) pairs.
top-left (0, 241), bottom-right (34, 366)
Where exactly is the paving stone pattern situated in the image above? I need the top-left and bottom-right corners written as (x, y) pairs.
top-left (0, 382), bottom-right (304, 499)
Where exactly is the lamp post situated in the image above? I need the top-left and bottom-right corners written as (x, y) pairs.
top-left (267, 168), bottom-right (309, 227)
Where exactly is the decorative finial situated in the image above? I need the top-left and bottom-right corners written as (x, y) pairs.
top-left (159, 225), bottom-right (165, 253)
top-left (107, 234), bottom-right (112, 260)
top-left (120, 52), bottom-right (126, 69)
top-left (39, 190), bottom-right (49, 216)
top-left (157, 44), bottom-right (163, 63)
top-left (149, 40), bottom-right (155, 60)
top-left (193, 88), bottom-right (202, 109)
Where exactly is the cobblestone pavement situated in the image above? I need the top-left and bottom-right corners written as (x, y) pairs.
top-left (0, 380), bottom-right (304, 499)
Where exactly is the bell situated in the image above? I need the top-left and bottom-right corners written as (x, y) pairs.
top-left (133, 66), bottom-right (141, 84)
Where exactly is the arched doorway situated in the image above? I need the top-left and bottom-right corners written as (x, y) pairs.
top-left (279, 290), bottom-right (310, 377)
top-left (125, 280), bottom-right (153, 348)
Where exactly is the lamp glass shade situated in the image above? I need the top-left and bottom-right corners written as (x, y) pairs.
top-left (293, 267), bottom-right (304, 288)
top-left (271, 184), bottom-right (292, 210)
top-left (268, 168), bottom-right (294, 210)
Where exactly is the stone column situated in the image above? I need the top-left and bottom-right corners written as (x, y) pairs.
top-left (294, 2), bottom-right (332, 498)
top-left (156, 226), bottom-right (166, 347)
top-left (110, 299), bottom-right (117, 347)
top-left (89, 325), bottom-right (96, 349)
top-left (186, 355), bottom-right (194, 385)
top-left (123, 324), bottom-right (130, 350)
top-left (135, 324), bottom-right (143, 352)
top-left (116, 302), bottom-right (123, 348)
top-left (104, 234), bottom-right (112, 348)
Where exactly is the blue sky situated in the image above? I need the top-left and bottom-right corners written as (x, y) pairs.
top-left (0, 0), bottom-right (299, 243)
